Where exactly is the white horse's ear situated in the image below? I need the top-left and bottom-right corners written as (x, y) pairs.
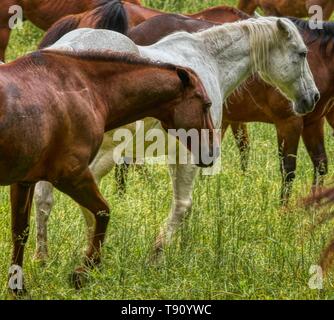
top-left (277, 19), bottom-right (292, 39)
top-left (253, 11), bottom-right (262, 18)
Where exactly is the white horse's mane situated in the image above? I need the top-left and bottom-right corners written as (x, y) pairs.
top-left (196, 17), bottom-right (305, 74)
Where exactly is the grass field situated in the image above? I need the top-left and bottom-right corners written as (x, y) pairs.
top-left (1, 0), bottom-right (334, 300)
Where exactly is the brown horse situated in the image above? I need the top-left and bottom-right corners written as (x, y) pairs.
top-left (0, 0), bottom-right (140, 60)
top-left (1, 49), bottom-right (216, 294)
top-left (238, 0), bottom-right (334, 19)
top-left (39, 4), bottom-right (249, 49)
top-left (39, 0), bottom-right (130, 48)
top-left (124, 2), bottom-right (251, 27)
top-left (219, 17), bottom-right (334, 204)
top-left (127, 11), bottom-right (332, 205)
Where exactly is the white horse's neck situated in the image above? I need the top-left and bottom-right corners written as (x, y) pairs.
top-left (200, 26), bottom-right (252, 98)
top-left (197, 19), bottom-right (279, 99)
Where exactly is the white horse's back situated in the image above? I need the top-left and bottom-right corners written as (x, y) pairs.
top-left (47, 28), bottom-right (140, 54)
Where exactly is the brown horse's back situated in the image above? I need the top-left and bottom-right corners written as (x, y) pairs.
top-left (0, 53), bottom-right (104, 183)
top-left (238, 0), bottom-right (334, 19)
top-left (129, 14), bottom-right (217, 46)
top-left (189, 5), bottom-right (250, 23)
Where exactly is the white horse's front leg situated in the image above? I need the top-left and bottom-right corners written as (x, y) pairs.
top-left (154, 163), bottom-right (199, 257)
top-left (34, 181), bottom-right (54, 262)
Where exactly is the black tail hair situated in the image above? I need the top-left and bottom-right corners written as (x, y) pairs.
top-left (38, 0), bottom-right (128, 49)
top-left (94, 0), bottom-right (128, 32)
top-left (39, 15), bottom-right (80, 49)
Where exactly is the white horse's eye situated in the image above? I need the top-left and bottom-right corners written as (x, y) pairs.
top-left (299, 51), bottom-right (307, 58)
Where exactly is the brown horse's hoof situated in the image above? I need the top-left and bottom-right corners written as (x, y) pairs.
top-left (70, 267), bottom-right (89, 290)
top-left (33, 252), bottom-right (48, 266)
top-left (149, 251), bottom-right (162, 265)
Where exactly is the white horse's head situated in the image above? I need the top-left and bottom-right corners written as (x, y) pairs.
top-left (248, 17), bottom-right (320, 115)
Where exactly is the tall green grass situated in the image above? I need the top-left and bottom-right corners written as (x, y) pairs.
top-left (1, 0), bottom-right (334, 300)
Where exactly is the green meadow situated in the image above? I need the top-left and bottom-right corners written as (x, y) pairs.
top-left (0, 0), bottom-right (333, 299)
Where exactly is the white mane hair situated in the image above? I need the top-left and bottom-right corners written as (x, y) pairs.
top-left (196, 17), bottom-right (306, 77)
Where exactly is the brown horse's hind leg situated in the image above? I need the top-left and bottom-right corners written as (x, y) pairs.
top-left (0, 27), bottom-right (10, 61)
top-left (302, 118), bottom-right (328, 195)
top-left (56, 170), bottom-right (110, 289)
top-left (230, 122), bottom-right (250, 172)
top-left (275, 118), bottom-right (303, 205)
top-left (9, 183), bottom-right (35, 296)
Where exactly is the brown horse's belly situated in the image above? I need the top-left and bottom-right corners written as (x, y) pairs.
top-left (223, 103), bottom-right (273, 123)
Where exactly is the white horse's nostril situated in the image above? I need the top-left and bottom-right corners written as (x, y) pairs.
top-left (314, 93), bottom-right (320, 103)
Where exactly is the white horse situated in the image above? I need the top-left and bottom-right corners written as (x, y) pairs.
top-left (34, 18), bottom-right (319, 261)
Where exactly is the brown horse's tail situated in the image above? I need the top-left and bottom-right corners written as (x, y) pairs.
top-left (38, 0), bottom-right (128, 49)
top-left (93, 0), bottom-right (128, 33)
top-left (304, 188), bottom-right (334, 273)
top-left (38, 15), bottom-right (81, 49)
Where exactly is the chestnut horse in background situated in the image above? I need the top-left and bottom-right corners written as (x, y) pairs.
top-left (238, 0), bottom-right (334, 19)
top-left (1, 49), bottom-right (216, 294)
top-left (128, 11), bottom-right (332, 205)
top-left (39, 0), bottom-right (131, 48)
top-left (0, 0), bottom-right (140, 60)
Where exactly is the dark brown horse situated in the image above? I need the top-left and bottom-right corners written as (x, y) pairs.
top-left (238, 0), bottom-right (334, 19)
top-left (0, 0), bottom-right (140, 60)
top-left (128, 12), bottom-right (333, 204)
top-left (2, 49), bottom-right (216, 294)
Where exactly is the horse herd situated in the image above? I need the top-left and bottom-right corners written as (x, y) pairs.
top-left (1, 0), bottom-right (334, 295)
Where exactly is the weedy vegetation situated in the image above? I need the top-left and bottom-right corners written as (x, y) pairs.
top-left (0, 0), bottom-right (333, 299)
